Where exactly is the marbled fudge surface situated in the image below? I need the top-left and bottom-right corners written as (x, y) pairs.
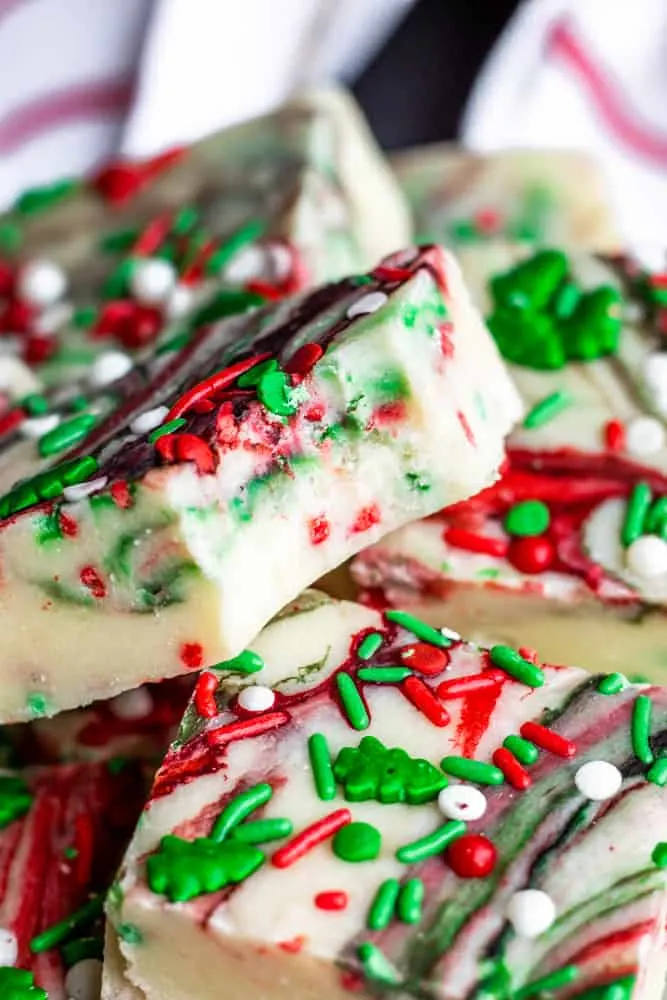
top-left (105, 593), bottom-right (667, 1000)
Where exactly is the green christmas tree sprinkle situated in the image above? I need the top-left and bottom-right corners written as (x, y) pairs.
top-left (147, 834), bottom-right (264, 902)
top-left (0, 967), bottom-right (47, 999)
top-left (332, 735), bottom-right (447, 805)
top-left (0, 775), bottom-right (33, 829)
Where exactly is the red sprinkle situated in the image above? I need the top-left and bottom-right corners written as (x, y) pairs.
top-left (351, 504), bottom-right (381, 534)
top-left (285, 343), bottom-right (324, 377)
top-left (474, 208), bottom-right (502, 234)
top-left (437, 671), bottom-right (504, 700)
top-left (155, 433), bottom-right (216, 475)
top-left (457, 410), bottom-right (475, 445)
top-left (167, 353), bottom-right (272, 421)
top-left (24, 334), bottom-right (57, 365)
top-left (520, 722), bottom-right (576, 758)
top-left (399, 642), bottom-right (448, 676)
top-left (507, 535), bottom-right (555, 574)
top-left (58, 511), bottom-right (79, 538)
top-left (180, 642), bottom-right (204, 670)
top-left (0, 408), bottom-right (24, 438)
top-left (372, 264), bottom-right (413, 283)
top-left (1, 298), bottom-right (33, 334)
top-left (400, 676), bottom-right (450, 727)
top-left (309, 515), bottom-right (330, 546)
top-left (207, 711), bottom-right (290, 747)
top-left (246, 279), bottom-right (282, 301)
top-left (314, 890), bottom-right (348, 912)
top-left (110, 480), bottom-right (133, 509)
top-left (80, 565), bottom-right (106, 599)
top-left (446, 833), bottom-right (497, 878)
top-left (443, 526), bottom-right (508, 558)
top-left (271, 809), bottom-right (352, 869)
top-left (277, 936), bottom-right (306, 954)
top-left (132, 213), bottom-right (172, 256)
top-left (492, 748), bottom-right (531, 790)
top-left (93, 147), bottom-right (186, 204)
top-left (604, 418), bottom-right (626, 452)
top-left (194, 672), bottom-right (218, 718)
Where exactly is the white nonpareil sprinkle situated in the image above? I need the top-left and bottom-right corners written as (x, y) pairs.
top-left (346, 291), bottom-right (388, 319)
top-left (89, 350), bottom-right (133, 388)
top-left (17, 258), bottom-right (67, 308)
top-left (437, 784), bottom-right (487, 822)
top-left (165, 283), bottom-right (194, 320)
top-left (644, 353), bottom-right (667, 393)
top-left (223, 244), bottom-right (267, 285)
top-left (441, 625), bottom-right (461, 642)
top-left (237, 685), bottom-right (276, 713)
top-left (506, 889), bottom-right (556, 938)
top-left (20, 414), bottom-right (60, 439)
top-left (130, 258), bottom-right (178, 306)
top-left (110, 687), bottom-right (154, 721)
top-left (0, 357), bottom-right (40, 395)
top-left (626, 535), bottom-right (667, 578)
top-left (268, 243), bottom-right (292, 281)
top-left (574, 760), bottom-right (623, 801)
top-left (0, 926), bottom-right (17, 966)
top-left (625, 416), bottom-right (665, 457)
top-left (34, 301), bottom-right (73, 334)
top-left (130, 405), bottom-right (169, 436)
top-left (64, 957), bottom-right (103, 1000)
top-left (62, 477), bottom-right (108, 502)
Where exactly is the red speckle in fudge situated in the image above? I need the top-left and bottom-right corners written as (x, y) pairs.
top-left (446, 833), bottom-right (497, 878)
top-left (314, 890), bottom-right (348, 911)
top-left (399, 642), bottom-right (449, 676)
top-left (340, 970), bottom-right (365, 993)
top-left (180, 642), bottom-right (204, 670)
top-left (457, 410), bottom-right (475, 446)
top-left (368, 400), bottom-right (407, 428)
top-left (474, 208), bottom-right (502, 234)
top-left (110, 480), bottom-right (133, 509)
top-left (59, 511), bottom-right (79, 538)
top-left (358, 587), bottom-right (391, 611)
top-left (518, 646), bottom-right (539, 664)
top-left (308, 515), bottom-right (330, 546)
top-left (278, 936), bottom-right (307, 954)
top-left (439, 322), bottom-right (455, 358)
top-left (351, 504), bottom-right (381, 534)
top-left (508, 535), bottom-right (555, 574)
top-left (303, 401), bottom-right (326, 422)
top-left (604, 418), bottom-right (626, 452)
top-left (455, 662), bottom-right (505, 758)
top-left (80, 565), bottom-right (106, 599)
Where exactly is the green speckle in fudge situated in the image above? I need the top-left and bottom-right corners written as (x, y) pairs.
top-left (0, 774), bottom-right (33, 829)
top-left (334, 735), bottom-right (447, 805)
top-left (405, 471), bottom-right (430, 492)
top-left (0, 221), bottom-right (22, 254)
top-left (0, 967), bottom-right (48, 999)
top-left (26, 692), bottom-right (51, 718)
top-left (14, 177), bottom-right (79, 215)
top-left (34, 509), bottom-right (63, 545)
top-left (117, 923), bottom-right (144, 945)
top-left (147, 834), bottom-right (264, 903)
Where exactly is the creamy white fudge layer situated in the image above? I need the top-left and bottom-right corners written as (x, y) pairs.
top-left (103, 593), bottom-right (667, 1000)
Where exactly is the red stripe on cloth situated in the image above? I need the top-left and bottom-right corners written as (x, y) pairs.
top-left (548, 21), bottom-right (667, 168)
top-left (0, 74), bottom-right (135, 154)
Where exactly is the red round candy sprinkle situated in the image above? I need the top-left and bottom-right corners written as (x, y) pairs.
top-left (119, 305), bottom-right (162, 348)
top-left (180, 642), bottom-right (204, 670)
top-left (445, 833), bottom-right (497, 878)
top-left (2, 298), bottom-right (33, 334)
top-left (604, 418), bottom-right (626, 453)
top-left (314, 890), bottom-right (348, 912)
top-left (24, 334), bottom-right (57, 365)
top-left (399, 642), bottom-right (449, 676)
top-left (507, 535), bottom-right (555, 575)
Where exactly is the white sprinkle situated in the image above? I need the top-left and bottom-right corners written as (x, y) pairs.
top-left (437, 784), bottom-right (487, 822)
top-left (62, 476), bottom-right (108, 502)
top-left (20, 414), bottom-right (60, 439)
top-left (17, 258), bottom-right (67, 308)
top-left (237, 685), bottom-right (275, 713)
top-left (0, 927), bottom-right (17, 966)
top-left (574, 760), bottom-right (623, 801)
top-left (441, 625), bottom-right (461, 642)
top-left (165, 283), bottom-right (194, 320)
top-left (130, 405), bottom-right (169, 436)
top-left (506, 890), bottom-right (556, 938)
top-left (223, 244), bottom-right (267, 284)
top-left (33, 301), bottom-right (73, 334)
top-left (268, 243), bottom-right (292, 281)
top-left (625, 416), bottom-right (665, 456)
top-left (110, 687), bottom-right (154, 721)
top-left (89, 350), bottom-right (133, 388)
top-left (130, 258), bottom-right (178, 306)
top-left (65, 957), bottom-right (103, 1000)
top-left (346, 291), bottom-right (388, 319)
top-left (626, 535), bottom-right (667, 578)
top-left (0, 357), bottom-right (40, 395)
top-left (644, 353), bottom-right (667, 393)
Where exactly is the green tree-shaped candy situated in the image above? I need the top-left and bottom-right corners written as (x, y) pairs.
top-left (0, 776), bottom-right (33, 830)
top-left (0, 967), bottom-right (48, 1000)
top-left (333, 736), bottom-right (446, 805)
top-left (147, 835), bottom-right (264, 903)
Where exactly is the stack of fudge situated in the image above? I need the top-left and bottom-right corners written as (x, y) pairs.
top-left (0, 86), bottom-right (665, 1000)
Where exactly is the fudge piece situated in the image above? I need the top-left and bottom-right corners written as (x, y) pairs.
top-left (103, 593), bottom-right (667, 1000)
top-left (0, 87), bottom-right (410, 387)
top-left (392, 145), bottom-right (619, 250)
top-left (0, 246), bottom-right (521, 721)
top-left (0, 756), bottom-right (146, 1000)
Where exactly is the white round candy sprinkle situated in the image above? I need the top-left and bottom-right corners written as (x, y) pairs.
top-left (165, 283), bottom-right (194, 320)
top-left (506, 890), bottom-right (556, 938)
top-left (17, 258), bottom-right (67, 307)
top-left (110, 686), bottom-right (154, 720)
top-left (574, 760), bottom-right (623, 801)
top-left (65, 957), bottom-right (103, 1000)
top-left (34, 301), bottom-right (73, 334)
top-left (346, 291), bottom-right (388, 319)
top-left (223, 244), bottom-right (267, 284)
top-left (644, 353), bottom-right (667, 392)
top-left (237, 685), bottom-right (275, 713)
top-left (130, 405), bottom-right (169, 436)
top-left (90, 350), bottom-right (133, 388)
top-left (438, 784), bottom-right (487, 822)
top-left (625, 416), bottom-right (665, 457)
top-left (130, 258), bottom-right (178, 305)
top-left (62, 476), bottom-right (108, 502)
top-left (20, 414), bottom-right (60, 439)
top-left (0, 926), bottom-right (17, 966)
top-left (626, 535), bottom-right (667, 578)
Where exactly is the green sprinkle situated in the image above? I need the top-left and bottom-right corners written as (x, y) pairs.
top-left (102, 257), bottom-right (135, 299)
top-left (172, 206), bottom-right (200, 235)
top-left (61, 935), bottom-right (104, 966)
top-left (99, 226), bottom-right (139, 253)
top-left (156, 331), bottom-right (192, 354)
top-left (237, 358), bottom-right (278, 388)
top-left (396, 820), bottom-right (466, 864)
top-left (209, 783), bottom-right (272, 843)
top-left (257, 369), bottom-right (297, 417)
top-left (332, 821), bottom-right (381, 862)
top-left (308, 732), bottom-right (337, 801)
top-left (356, 631), bottom-right (384, 660)
top-left (357, 666), bottom-right (412, 683)
top-left (597, 672), bottom-right (627, 695)
top-left (148, 417), bottom-right (186, 443)
top-left (0, 967), bottom-right (47, 999)
top-left (63, 846), bottom-right (78, 860)
top-left (367, 879), bottom-right (400, 930)
top-left (397, 878), bottom-right (424, 924)
top-left (490, 645), bottom-right (545, 687)
top-left (116, 923), bottom-right (143, 945)
top-left (30, 893), bottom-right (103, 953)
top-left (504, 500), bottom-right (550, 538)
top-left (651, 842), bottom-right (667, 868)
top-left (515, 965), bottom-right (579, 1000)
top-left (336, 673), bottom-right (370, 731)
top-left (38, 413), bottom-right (97, 458)
top-left (107, 756), bottom-right (130, 776)
top-left (621, 482), bottom-right (652, 547)
top-left (0, 774), bottom-right (33, 829)
top-left (231, 818), bottom-right (292, 844)
top-left (384, 609), bottom-right (451, 648)
top-left (523, 391), bottom-right (571, 429)
top-left (502, 735), bottom-right (539, 765)
top-left (26, 692), bottom-right (50, 718)
top-left (357, 942), bottom-right (400, 986)
top-left (15, 177), bottom-right (78, 215)
top-left (440, 756), bottom-right (505, 786)
top-left (632, 694), bottom-right (654, 765)
top-left (646, 496), bottom-right (667, 537)
top-left (206, 219), bottom-right (266, 275)
top-left (20, 393), bottom-right (49, 416)
top-left (212, 650), bottom-right (264, 675)
top-left (0, 221), bottom-right (21, 254)
top-left (61, 455), bottom-right (99, 486)
top-left (647, 757), bottom-right (667, 786)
